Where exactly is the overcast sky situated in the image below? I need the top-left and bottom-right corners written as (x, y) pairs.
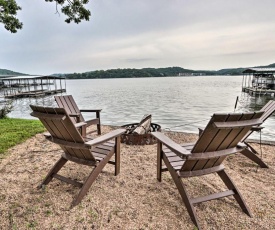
top-left (1, 0), bottom-right (275, 75)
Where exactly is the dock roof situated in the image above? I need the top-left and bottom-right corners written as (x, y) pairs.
top-left (243, 68), bottom-right (275, 74)
top-left (0, 75), bottom-right (65, 81)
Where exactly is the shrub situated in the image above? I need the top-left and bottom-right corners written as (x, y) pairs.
top-left (0, 100), bottom-right (13, 119)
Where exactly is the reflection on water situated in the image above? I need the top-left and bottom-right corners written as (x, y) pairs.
top-left (8, 76), bottom-right (274, 141)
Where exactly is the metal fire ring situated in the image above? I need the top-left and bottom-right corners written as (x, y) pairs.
top-left (121, 123), bottom-right (161, 145)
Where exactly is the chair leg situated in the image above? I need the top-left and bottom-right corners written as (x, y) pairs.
top-left (81, 125), bottom-right (87, 138)
top-left (71, 151), bottom-right (114, 207)
top-left (245, 142), bottom-right (259, 154)
top-left (241, 148), bottom-right (268, 168)
top-left (162, 154), bottom-right (201, 229)
top-left (157, 142), bottom-right (163, 182)
top-left (115, 137), bottom-right (121, 176)
top-left (217, 170), bottom-right (252, 217)
top-left (96, 111), bottom-right (101, 135)
top-left (38, 156), bottom-right (68, 189)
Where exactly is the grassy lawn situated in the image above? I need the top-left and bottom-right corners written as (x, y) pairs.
top-left (0, 118), bottom-right (45, 156)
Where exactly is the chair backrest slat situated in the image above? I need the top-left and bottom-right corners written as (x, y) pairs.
top-left (192, 159), bottom-right (209, 170)
top-left (226, 113), bottom-right (263, 148)
top-left (55, 95), bottom-right (85, 123)
top-left (217, 113), bottom-right (258, 150)
top-left (205, 114), bottom-right (243, 152)
top-left (241, 100), bottom-right (275, 141)
top-left (260, 100), bottom-right (275, 121)
top-left (55, 95), bottom-right (77, 114)
top-left (181, 160), bottom-right (197, 171)
top-left (191, 114), bottom-right (231, 153)
top-left (204, 158), bottom-right (220, 168)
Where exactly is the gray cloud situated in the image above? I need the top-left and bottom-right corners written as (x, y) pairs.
top-left (0, 0), bottom-right (275, 74)
top-left (126, 58), bottom-right (157, 63)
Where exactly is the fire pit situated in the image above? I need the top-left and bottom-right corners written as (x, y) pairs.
top-left (121, 122), bottom-right (161, 145)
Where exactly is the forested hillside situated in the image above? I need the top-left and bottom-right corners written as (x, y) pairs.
top-left (0, 69), bottom-right (27, 76)
top-left (64, 67), bottom-right (196, 79)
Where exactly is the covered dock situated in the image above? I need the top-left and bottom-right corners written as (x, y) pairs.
top-left (0, 75), bottom-right (66, 99)
top-left (242, 68), bottom-right (275, 96)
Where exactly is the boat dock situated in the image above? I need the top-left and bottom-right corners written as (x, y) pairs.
top-left (242, 87), bottom-right (275, 96)
top-left (242, 68), bottom-right (275, 97)
top-left (0, 75), bottom-right (66, 99)
top-left (4, 89), bottom-right (66, 99)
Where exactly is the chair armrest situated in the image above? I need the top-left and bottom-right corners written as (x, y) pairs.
top-left (84, 118), bottom-right (100, 126)
top-left (80, 109), bottom-right (102, 113)
top-left (198, 127), bottom-right (204, 136)
top-left (69, 113), bottom-right (81, 118)
top-left (251, 126), bottom-right (264, 132)
top-left (237, 142), bottom-right (247, 149)
top-left (189, 146), bottom-right (244, 160)
top-left (152, 132), bottom-right (191, 157)
top-left (85, 128), bottom-right (126, 147)
top-left (75, 122), bottom-right (87, 128)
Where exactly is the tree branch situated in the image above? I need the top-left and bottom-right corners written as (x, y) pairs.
top-left (0, 0), bottom-right (91, 33)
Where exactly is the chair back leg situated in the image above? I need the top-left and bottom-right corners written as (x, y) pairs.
top-left (217, 170), bottom-right (252, 217)
top-left (241, 143), bottom-right (268, 168)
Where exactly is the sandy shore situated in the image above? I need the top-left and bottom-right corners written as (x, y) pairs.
top-left (0, 125), bottom-right (274, 229)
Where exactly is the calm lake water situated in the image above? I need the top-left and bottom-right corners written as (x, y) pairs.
top-left (9, 75), bottom-right (275, 141)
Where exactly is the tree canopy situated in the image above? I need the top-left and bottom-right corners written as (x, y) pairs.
top-left (0, 0), bottom-right (91, 33)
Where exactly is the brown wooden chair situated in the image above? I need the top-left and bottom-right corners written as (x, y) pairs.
top-left (198, 100), bottom-right (275, 168)
top-left (55, 95), bottom-right (101, 136)
top-left (240, 100), bottom-right (275, 168)
top-left (152, 111), bottom-right (264, 230)
top-left (30, 105), bottom-right (125, 207)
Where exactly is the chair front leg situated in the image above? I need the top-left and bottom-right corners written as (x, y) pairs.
top-left (96, 111), bottom-right (101, 135)
top-left (115, 136), bottom-right (121, 176)
top-left (162, 154), bottom-right (201, 229)
top-left (71, 149), bottom-right (114, 207)
top-left (157, 141), bottom-right (163, 182)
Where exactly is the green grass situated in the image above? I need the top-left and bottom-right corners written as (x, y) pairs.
top-left (0, 118), bottom-right (45, 156)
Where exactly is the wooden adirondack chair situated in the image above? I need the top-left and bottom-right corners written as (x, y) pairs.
top-left (30, 105), bottom-right (125, 207)
top-left (240, 100), bottom-right (275, 168)
top-left (55, 95), bottom-right (101, 136)
top-left (198, 100), bottom-right (275, 168)
top-left (152, 111), bottom-right (264, 230)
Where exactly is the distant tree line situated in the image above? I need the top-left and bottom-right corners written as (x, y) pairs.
top-left (2, 63), bottom-right (275, 79)
top-left (65, 67), bottom-right (209, 79)
top-left (60, 62), bottom-right (275, 79)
